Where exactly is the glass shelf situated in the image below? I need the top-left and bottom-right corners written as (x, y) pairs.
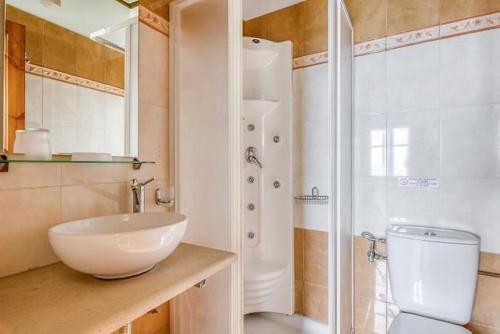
top-left (0, 155), bottom-right (155, 172)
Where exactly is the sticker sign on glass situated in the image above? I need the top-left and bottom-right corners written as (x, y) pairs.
top-left (398, 177), bottom-right (439, 188)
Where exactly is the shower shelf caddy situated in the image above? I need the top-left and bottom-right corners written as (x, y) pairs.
top-left (295, 187), bottom-right (329, 205)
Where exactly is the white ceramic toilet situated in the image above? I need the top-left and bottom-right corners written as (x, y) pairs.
top-left (386, 224), bottom-right (480, 334)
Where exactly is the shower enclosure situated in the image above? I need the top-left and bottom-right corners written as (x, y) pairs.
top-left (243, 37), bottom-right (294, 315)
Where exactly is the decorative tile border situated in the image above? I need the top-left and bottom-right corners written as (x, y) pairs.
top-left (355, 11), bottom-right (500, 57)
top-left (441, 11), bottom-right (500, 38)
top-left (139, 5), bottom-right (169, 36)
top-left (25, 63), bottom-right (125, 96)
top-left (293, 51), bottom-right (328, 69)
top-left (386, 26), bottom-right (439, 50)
top-left (354, 37), bottom-right (386, 57)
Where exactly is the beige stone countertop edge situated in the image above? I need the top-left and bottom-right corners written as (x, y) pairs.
top-left (0, 243), bottom-right (237, 334)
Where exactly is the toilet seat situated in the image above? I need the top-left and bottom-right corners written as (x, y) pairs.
top-left (388, 313), bottom-right (471, 334)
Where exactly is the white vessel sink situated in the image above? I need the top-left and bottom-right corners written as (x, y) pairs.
top-left (49, 212), bottom-right (187, 279)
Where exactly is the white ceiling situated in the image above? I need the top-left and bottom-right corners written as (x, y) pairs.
top-left (243, 0), bottom-right (305, 21)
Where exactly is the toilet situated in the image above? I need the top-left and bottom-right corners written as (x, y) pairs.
top-left (386, 224), bottom-right (480, 334)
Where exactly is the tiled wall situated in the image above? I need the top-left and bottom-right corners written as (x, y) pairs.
top-left (6, 5), bottom-right (125, 89)
top-left (353, 7), bottom-right (500, 333)
top-left (243, 0), bottom-right (327, 58)
top-left (345, 0), bottom-right (500, 44)
top-left (25, 74), bottom-right (126, 155)
top-left (293, 62), bottom-right (329, 233)
top-left (295, 228), bottom-right (329, 322)
top-left (0, 21), bottom-right (169, 279)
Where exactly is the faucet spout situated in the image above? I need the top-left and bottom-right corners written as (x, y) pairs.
top-left (131, 177), bottom-right (156, 213)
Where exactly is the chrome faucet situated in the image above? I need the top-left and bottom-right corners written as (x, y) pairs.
top-left (361, 231), bottom-right (387, 262)
top-left (131, 177), bottom-right (156, 213)
top-left (246, 146), bottom-right (263, 169)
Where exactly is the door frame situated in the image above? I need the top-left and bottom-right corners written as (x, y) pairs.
top-left (328, 0), bottom-right (354, 333)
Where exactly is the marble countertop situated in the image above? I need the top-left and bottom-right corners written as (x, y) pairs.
top-left (0, 243), bottom-right (236, 334)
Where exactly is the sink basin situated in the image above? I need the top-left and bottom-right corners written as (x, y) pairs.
top-left (49, 212), bottom-right (187, 279)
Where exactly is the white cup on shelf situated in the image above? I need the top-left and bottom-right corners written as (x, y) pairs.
top-left (24, 128), bottom-right (52, 160)
top-left (13, 130), bottom-right (27, 154)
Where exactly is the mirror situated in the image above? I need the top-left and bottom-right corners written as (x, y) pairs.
top-left (1, 0), bottom-right (139, 158)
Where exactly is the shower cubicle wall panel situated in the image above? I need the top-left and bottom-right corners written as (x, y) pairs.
top-left (243, 37), bottom-right (294, 315)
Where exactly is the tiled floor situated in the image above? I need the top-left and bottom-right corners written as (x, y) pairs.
top-left (245, 313), bottom-right (328, 334)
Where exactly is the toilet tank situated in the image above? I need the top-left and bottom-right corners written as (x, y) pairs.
top-left (386, 225), bottom-right (480, 325)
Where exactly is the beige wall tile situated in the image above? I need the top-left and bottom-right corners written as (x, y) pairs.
top-left (295, 280), bottom-right (304, 315)
top-left (303, 282), bottom-right (328, 322)
top-left (0, 187), bottom-right (61, 277)
top-left (267, 4), bottom-right (304, 58)
top-left (302, 0), bottom-right (328, 55)
top-left (43, 21), bottom-right (77, 75)
top-left (294, 228), bottom-right (304, 281)
top-left (105, 48), bottom-right (125, 89)
top-left (75, 34), bottom-right (107, 84)
top-left (0, 164), bottom-right (61, 190)
top-left (243, 16), bottom-right (269, 40)
top-left (345, 0), bottom-right (387, 43)
top-left (354, 236), bottom-right (387, 302)
top-left (480, 252), bottom-right (500, 275)
top-left (387, 0), bottom-right (440, 35)
top-left (130, 103), bottom-right (169, 181)
top-left (440, 0), bottom-right (500, 24)
top-left (304, 229), bottom-right (328, 287)
top-left (60, 183), bottom-right (129, 222)
top-left (139, 23), bottom-right (169, 108)
top-left (471, 275), bottom-right (500, 328)
top-left (61, 164), bottom-right (128, 186)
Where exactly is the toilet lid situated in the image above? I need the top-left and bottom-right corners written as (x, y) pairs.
top-left (388, 313), bottom-right (471, 334)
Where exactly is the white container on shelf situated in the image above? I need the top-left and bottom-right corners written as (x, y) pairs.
top-left (24, 128), bottom-right (52, 160)
top-left (13, 130), bottom-right (27, 154)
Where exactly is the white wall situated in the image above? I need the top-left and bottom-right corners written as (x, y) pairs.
top-left (25, 74), bottom-right (126, 156)
top-left (293, 63), bottom-right (330, 232)
top-left (354, 28), bottom-right (500, 253)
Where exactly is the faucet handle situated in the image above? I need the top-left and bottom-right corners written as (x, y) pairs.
top-left (142, 177), bottom-right (156, 186)
top-left (361, 231), bottom-right (386, 243)
top-left (131, 177), bottom-right (156, 188)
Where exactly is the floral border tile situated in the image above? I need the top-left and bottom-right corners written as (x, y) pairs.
top-left (440, 12), bottom-right (500, 38)
top-left (354, 11), bottom-right (500, 57)
top-left (293, 51), bottom-right (329, 69)
top-left (386, 26), bottom-right (439, 50)
top-left (354, 37), bottom-right (386, 57)
top-left (139, 5), bottom-right (170, 36)
top-left (26, 63), bottom-right (125, 97)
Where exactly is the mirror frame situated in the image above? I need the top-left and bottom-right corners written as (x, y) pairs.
top-left (0, 0), bottom-right (139, 158)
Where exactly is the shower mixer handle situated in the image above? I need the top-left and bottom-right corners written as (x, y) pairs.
top-left (246, 146), bottom-right (263, 169)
